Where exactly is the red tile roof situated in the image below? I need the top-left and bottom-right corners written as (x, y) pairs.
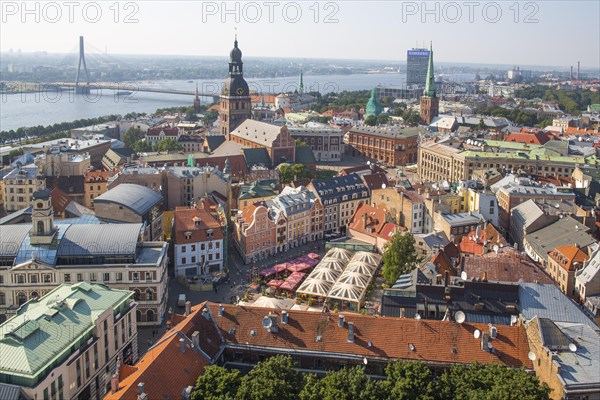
top-left (462, 248), bottom-right (554, 284)
top-left (459, 224), bottom-right (507, 256)
top-left (105, 304), bottom-right (222, 400)
top-left (84, 169), bottom-right (110, 183)
top-left (50, 187), bottom-right (71, 215)
top-left (209, 303), bottom-right (532, 369)
top-left (505, 131), bottom-right (553, 145)
top-left (147, 126), bottom-right (180, 137)
top-left (548, 245), bottom-right (590, 271)
top-left (174, 206), bottom-right (224, 243)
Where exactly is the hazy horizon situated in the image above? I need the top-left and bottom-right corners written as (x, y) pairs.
top-left (1, 1), bottom-right (599, 69)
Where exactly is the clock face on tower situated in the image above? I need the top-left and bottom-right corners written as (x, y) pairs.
top-left (236, 88), bottom-right (244, 95)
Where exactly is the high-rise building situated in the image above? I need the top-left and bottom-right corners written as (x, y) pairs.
top-left (419, 43), bottom-right (439, 125)
top-left (220, 36), bottom-right (252, 135)
top-left (406, 48), bottom-right (430, 85)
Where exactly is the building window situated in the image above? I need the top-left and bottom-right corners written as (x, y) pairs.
top-left (181, 245), bottom-right (186, 253)
top-left (145, 289), bottom-right (154, 301)
top-left (64, 274), bottom-right (71, 283)
top-left (133, 290), bottom-right (140, 302)
top-left (145, 272), bottom-right (152, 281)
top-left (17, 275), bottom-right (25, 284)
top-left (116, 273), bottom-right (123, 281)
top-left (0, 292), bottom-right (5, 305)
top-left (181, 257), bottom-right (187, 264)
top-left (90, 273), bottom-right (96, 282)
top-left (30, 275), bottom-right (38, 284)
top-left (132, 272), bottom-right (139, 281)
top-left (103, 273), bottom-right (110, 282)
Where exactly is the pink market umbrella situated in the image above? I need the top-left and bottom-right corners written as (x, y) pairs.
top-left (259, 267), bottom-right (277, 277)
top-left (279, 272), bottom-right (306, 291)
top-left (267, 279), bottom-right (284, 288)
top-left (287, 263), bottom-right (312, 273)
top-left (308, 253), bottom-right (320, 260)
top-left (273, 264), bottom-right (288, 273)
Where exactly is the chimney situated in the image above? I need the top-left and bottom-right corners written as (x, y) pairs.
top-left (481, 332), bottom-right (490, 352)
top-left (482, 271), bottom-right (488, 282)
top-left (138, 382), bottom-right (145, 395)
top-left (281, 310), bottom-right (289, 324)
top-left (269, 314), bottom-right (279, 333)
top-left (218, 304), bottom-right (224, 317)
top-left (202, 307), bottom-right (210, 320)
top-left (363, 212), bottom-right (368, 228)
top-left (338, 314), bottom-right (345, 328)
top-left (347, 322), bottom-right (355, 342)
top-left (444, 270), bottom-right (449, 287)
top-left (110, 374), bottom-right (119, 394)
top-left (185, 301), bottom-right (191, 316)
top-left (179, 338), bottom-right (186, 353)
top-left (191, 331), bottom-right (200, 348)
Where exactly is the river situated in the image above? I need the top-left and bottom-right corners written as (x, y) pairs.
top-left (0, 73), bottom-right (474, 132)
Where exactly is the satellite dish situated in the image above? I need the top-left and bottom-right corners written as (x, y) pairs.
top-left (455, 311), bottom-right (466, 324)
top-left (461, 271), bottom-right (468, 280)
top-left (367, 160), bottom-right (371, 165)
top-left (382, 183), bottom-right (387, 189)
top-left (474, 329), bottom-right (481, 339)
top-left (487, 342), bottom-right (493, 350)
top-left (528, 351), bottom-right (536, 361)
top-left (569, 343), bottom-right (577, 352)
top-left (262, 316), bottom-right (273, 329)
top-left (510, 315), bottom-right (518, 325)
top-left (363, 357), bottom-right (368, 365)
top-left (415, 313), bottom-right (421, 320)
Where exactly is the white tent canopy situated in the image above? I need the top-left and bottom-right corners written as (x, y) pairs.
top-left (350, 251), bottom-right (382, 266)
top-left (318, 258), bottom-right (348, 272)
top-left (328, 282), bottom-right (365, 303)
top-left (337, 271), bottom-right (371, 288)
top-left (238, 295), bottom-right (295, 309)
top-left (297, 278), bottom-right (333, 297)
top-left (345, 261), bottom-right (377, 275)
top-left (309, 267), bottom-right (341, 283)
top-left (325, 247), bottom-right (353, 261)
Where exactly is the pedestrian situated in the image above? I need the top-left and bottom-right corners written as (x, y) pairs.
top-left (152, 330), bottom-right (155, 338)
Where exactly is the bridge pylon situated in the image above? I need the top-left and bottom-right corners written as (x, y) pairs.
top-left (75, 36), bottom-right (91, 95)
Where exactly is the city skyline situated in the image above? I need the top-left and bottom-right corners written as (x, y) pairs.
top-left (1, 1), bottom-right (599, 68)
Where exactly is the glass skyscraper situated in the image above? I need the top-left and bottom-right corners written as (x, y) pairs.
top-left (406, 48), bottom-right (430, 86)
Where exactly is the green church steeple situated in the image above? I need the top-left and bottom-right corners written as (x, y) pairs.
top-left (365, 87), bottom-right (383, 117)
top-left (424, 42), bottom-right (436, 98)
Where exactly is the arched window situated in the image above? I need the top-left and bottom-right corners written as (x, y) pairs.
top-left (145, 289), bottom-right (154, 302)
top-left (133, 289), bottom-right (141, 302)
top-left (37, 220), bottom-right (44, 234)
top-left (146, 309), bottom-right (154, 322)
top-left (30, 292), bottom-right (39, 299)
top-left (17, 292), bottom-right (27, 305)
top-left (136, 310), bottom-right (142, 322)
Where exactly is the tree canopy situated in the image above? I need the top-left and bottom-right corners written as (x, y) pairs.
top-left (123, 127), bottom-right (145, 148)
top-left (154, 137), bottom-right (182, 152)
top-left (382, 231), bottom-right (417, 286)
top-left (190, 357), bottom-right (551, 400)
top-left (277, 163), bottom-right (312, 184)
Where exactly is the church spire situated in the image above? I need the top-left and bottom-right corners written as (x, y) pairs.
top-left (424, 42), bottom-right (436, 98)
top-left (299, 68), bottom-right (304, 95)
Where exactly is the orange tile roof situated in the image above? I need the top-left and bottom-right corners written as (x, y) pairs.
top-left (251, 95), bottom-right (276, 104)
top-left (104, 304), bottom-right (221, 400)
top-left (50, 187), bottom-right (71, 214)
top-left (505, 131), bottom-right (552, 145)
top-left (174, 206), bottom-right (224, 243)
top-left (564, 127), bottom-right (600, 135)
top-left (84, 169), bottom-right (110, 183)
top-left (348, 202), bottom-right (389, 235)
top-left (209, 303), bottom-right (532, 369)
top-left (428, 251), bottom-right (455, 276)
top-left (463, 248), bottom-right (554, 284)
top-left (459, 224), bottom-right (507, 256)
top-left (548, 245), bottom-right (590, 271)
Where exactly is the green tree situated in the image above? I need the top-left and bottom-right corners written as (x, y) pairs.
top-left (191, 365), bottom-right (240, 400)
top-left (377, 114), bottom-right (390, 125)
top-left (295, 139), bottom-right (308, 148)
top-left (235, 355), bottom-right (303, 400)
top-left (300, 367), bottom-right (383, 400)
top-left (131, 140), bottom-right (153, 153)
top-left (278, 163), bottom-right (310, 184)
top-left (123, 127), bottom-right (145, 148)
top-left (203, 110), bottom-right (219, 125)
top-left (382, 231), bottom-right (417, 286)
top-left (437, 363), bottom-right (551, 400)
top-left (364, 115), bottom-right (377, 126)
top-left (154, 138), bottom-right (182, 152)
top-left (403, 111), bottom-right (423, 127)
top-left (379, 361), bottom-right (436, 400)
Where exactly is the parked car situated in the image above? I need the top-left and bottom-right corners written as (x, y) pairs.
top-left (177, 294), bottom-right (186, 307)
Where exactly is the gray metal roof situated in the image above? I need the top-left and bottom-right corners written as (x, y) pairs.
top-left (0, 225), bottom-right (30, 259)
top-left (57, 224), bottom-right (142, 257)
top-left (94, 183), bottom-right (163, 215)
top-left (519, 283), bottom-right (598, 329)
top-left (524, 217), bottom-right (596, 262)
top-left (0, 383), bottom-right (25, 400)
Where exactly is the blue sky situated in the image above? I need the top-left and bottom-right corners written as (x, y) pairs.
top-left (1, 1), bottom-right (599, 68)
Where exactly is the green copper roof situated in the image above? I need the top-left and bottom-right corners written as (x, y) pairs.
top-left (365, 87), bottom-right (383, 117)
top-left (424, 43), bottom-right (436, 98)
top-left (0, 283), bottom-right (132, 387)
